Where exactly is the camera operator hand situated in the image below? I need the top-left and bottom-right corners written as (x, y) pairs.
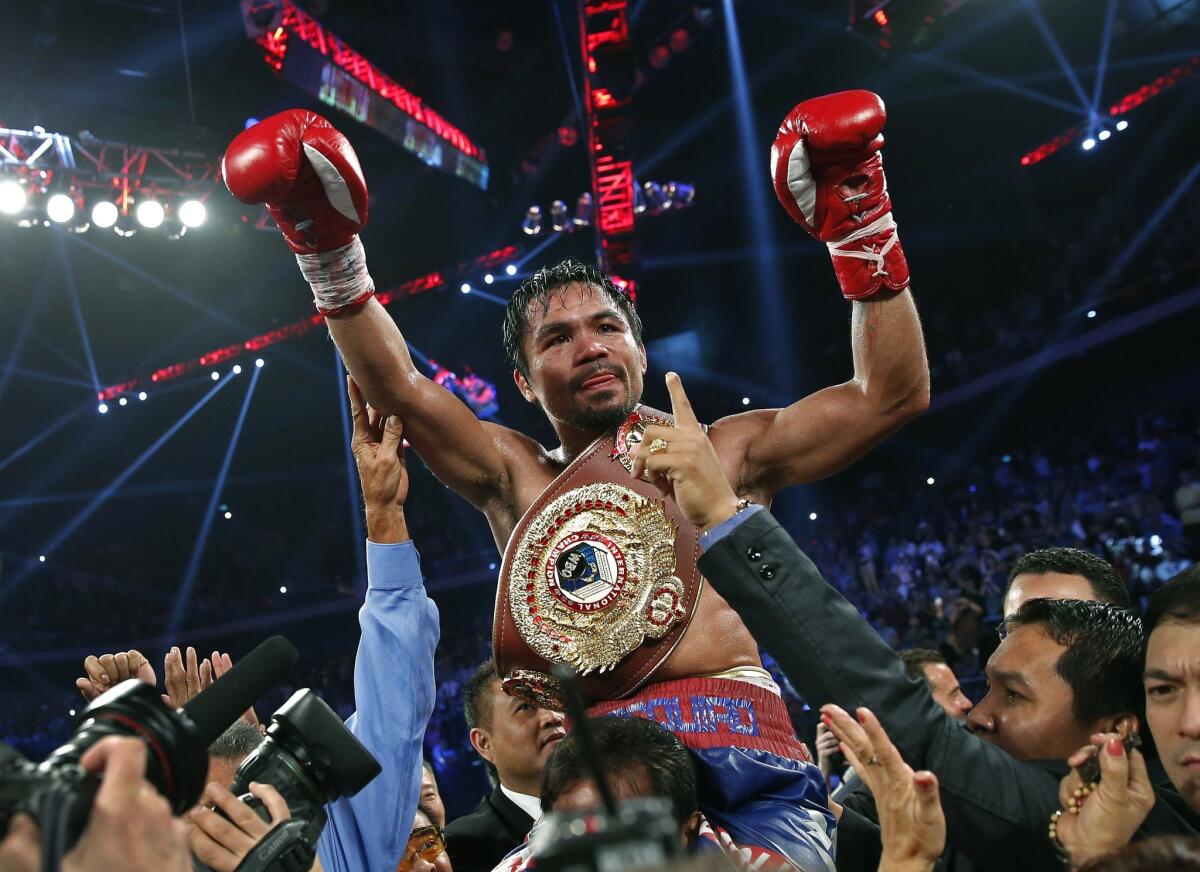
top-left (347, 376), bottom-right (410, 544)
top-left (187, 782), bottom-right (305, 872)
top-left (75, 650), bottom-right (156, 702)
top-left (0, 737), bottom-right (191, 872)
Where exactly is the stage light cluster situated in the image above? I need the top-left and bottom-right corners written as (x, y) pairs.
top-left (0, 172), bottom-right (209, 238)
top-left (521, 181), bottom-right (694, 237)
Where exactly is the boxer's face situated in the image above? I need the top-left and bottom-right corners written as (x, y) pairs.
top-left (514, 282), bottom-right (647, 434)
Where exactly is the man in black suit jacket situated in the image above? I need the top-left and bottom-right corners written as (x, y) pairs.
top-left (445, 659), bottom-right (565, 872)
top-left (628, 374), bottom-right (1200, 872)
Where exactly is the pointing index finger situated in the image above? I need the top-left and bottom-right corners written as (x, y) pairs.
top-left (665, 372), bottom-right (699, 430)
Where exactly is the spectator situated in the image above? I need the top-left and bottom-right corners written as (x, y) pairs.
top-left (900, 649), bottom-right (974, 721)
top-left (1003, 547), bottom-right (1131, 621)
top-left (443, 659), bottom-right (564, 872)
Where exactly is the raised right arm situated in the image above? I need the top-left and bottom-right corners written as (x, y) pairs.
top-left (328, 301), bottom-right (513, 507)
top-left (222, 110), bottom-right (512, 509)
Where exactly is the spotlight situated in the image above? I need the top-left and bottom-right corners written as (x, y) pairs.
top-left (279, 585), bottom-right (288, 594)
top-left (809, 512), bottom-right (818, 520)
top-left (1097, 129), bottom-right (1111, 141)
top-left (1116, 119), bottom-right (1128, 131)
top-left (573, 192), bottom-right (593, 228)
top-left (550, 199), bottom-right (570, 232)
top-left (224, 511), bottom-right (233, 519)
top-left (178, 199), bottom-right (207, 228)
top-left (39, 555), bottom-right (46, 563)
top-left (521, 204), bottom-right (543, 236)
top-left (138, 391), bottom-right (147, 401)
top-left (642, 181), bottom-right (666, 212)
top-left (1087, 309), bottom-right (1097, 319)
top-left (460, 282), bottom-right (471, 294)
top-left (118, 397), bottom-right (128, 406)
top-left (211, 371), bottom-right (220, 381)
top-left (926, 477), bottom-right (935, 485)
top-left (91, 200), bottom-right (118, 229)
top-left (232, 364), bottom-right (242, 374)
top-left (664, 182), bottom-right (695, 208)
top-left (69, 709), bottom-right (75, 717)
top-left (97, 403), bottom-right (108, 414)
top-left (135, 199), bottom-right (165, 229)
top-left (1081, 138), bottom-right (1096, 151)
top-left (255, 358), bottom-right (265, 368)
top-left (484, 273), bottom-right (495, 285)
top-left (741, 396), bottom-right (750, 406)
top-left (46, 193), bottom-right (75, 224)
top-left (0, 180), bottom-right (26, 215)
top-left (649, 45), bottom-right (671, 69)
top-left (505, 264), bottom-right (517, 276)
top-left (489, 562), bottom-right (497, 571)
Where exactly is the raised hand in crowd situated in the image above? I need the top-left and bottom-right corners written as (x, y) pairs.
top-left (208, 649), bottom-right (261, 728)
top-left (347, 375), bottom-right (410, 544)
top-left (75, 649), bottom-right (156, 702)
top-left (822, 703), bottom-right (945, 872)
top-left (0, 737), bottom-right (190, 872)
top-left (161, 646), bottom-right (259, 726)
top-left (163, 645), bottom-right (212, 710)
top-left (187, 781), bottom-right (320, 872)
top-left (1051, 733), bottom-right (1156, 869)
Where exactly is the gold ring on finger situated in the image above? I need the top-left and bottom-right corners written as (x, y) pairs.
top-left (647, 438), bottom-right (669, 455)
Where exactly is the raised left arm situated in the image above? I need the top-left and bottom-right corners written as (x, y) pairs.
top-left (714, 290), bottom-right (928, 496)
top-left (712, 90), bottom-right (930, 497)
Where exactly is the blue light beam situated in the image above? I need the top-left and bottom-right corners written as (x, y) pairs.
top-left (1023, 0), bottom-right (1092, 113)
top-left (0, 402), bottom-right (92, 474)
top-left (56, 235), bottom-right (102, 393)
top-left (1090, 0), bottom-right (1118, 116)
top-left (167, 364), bottom-right (262, 635)
top-left (0, 372), bottom-right (237, 606)
top-left (722, 0), bottom-right (793, 394)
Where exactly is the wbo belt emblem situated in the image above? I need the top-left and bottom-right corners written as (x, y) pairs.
top-left (611, 410), bottom-right (672, 474)
top-left (508, 482), bottom-right (687, 676)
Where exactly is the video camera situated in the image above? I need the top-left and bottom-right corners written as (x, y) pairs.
top-left (0, 636), bottom-right (299, 869)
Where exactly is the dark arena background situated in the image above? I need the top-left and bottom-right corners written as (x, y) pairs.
top-left (1, 0), bottom-right (1198, 825)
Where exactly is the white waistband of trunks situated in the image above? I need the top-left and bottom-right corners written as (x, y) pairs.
top-left (702, 665), bottom-right (781, 697)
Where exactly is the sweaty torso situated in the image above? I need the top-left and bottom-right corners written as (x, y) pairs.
top-left (480, 427), bottom-right (763, 685)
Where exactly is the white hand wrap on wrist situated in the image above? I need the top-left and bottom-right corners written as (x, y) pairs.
top-left (295, 237), bottom-right (375, 315)
top-left (826, 211), bottom-right (898, 278)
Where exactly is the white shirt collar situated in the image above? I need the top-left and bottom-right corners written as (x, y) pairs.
top-left (499, 784), bottom-right (542, 821)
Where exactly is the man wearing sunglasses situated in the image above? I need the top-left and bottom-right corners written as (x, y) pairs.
top-left (399, 805), bottom-right (452, 872)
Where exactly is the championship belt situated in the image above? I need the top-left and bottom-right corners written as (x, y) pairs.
top-left (493, 406), bottom-right (705, 709)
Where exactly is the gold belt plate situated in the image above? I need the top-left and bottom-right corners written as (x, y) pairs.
top-left (508, 482), bottom-right (687, 675)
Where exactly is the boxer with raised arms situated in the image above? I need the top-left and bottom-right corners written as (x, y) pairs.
top-left (223, 89), bottom-right (929, 870)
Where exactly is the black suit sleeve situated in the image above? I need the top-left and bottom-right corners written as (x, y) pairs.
top-left (698, 510), bottom-right (1064, 871)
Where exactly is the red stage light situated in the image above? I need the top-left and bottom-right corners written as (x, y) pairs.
top-left (874, 9), bottom-right (889, 26)
top-left (649, 45), bottom-right (671, 69)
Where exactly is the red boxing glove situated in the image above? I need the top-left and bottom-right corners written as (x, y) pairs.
top-left (770, 90), bottom-right (910, 300)
top-left (222, 111), bottom-right (373, 315)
